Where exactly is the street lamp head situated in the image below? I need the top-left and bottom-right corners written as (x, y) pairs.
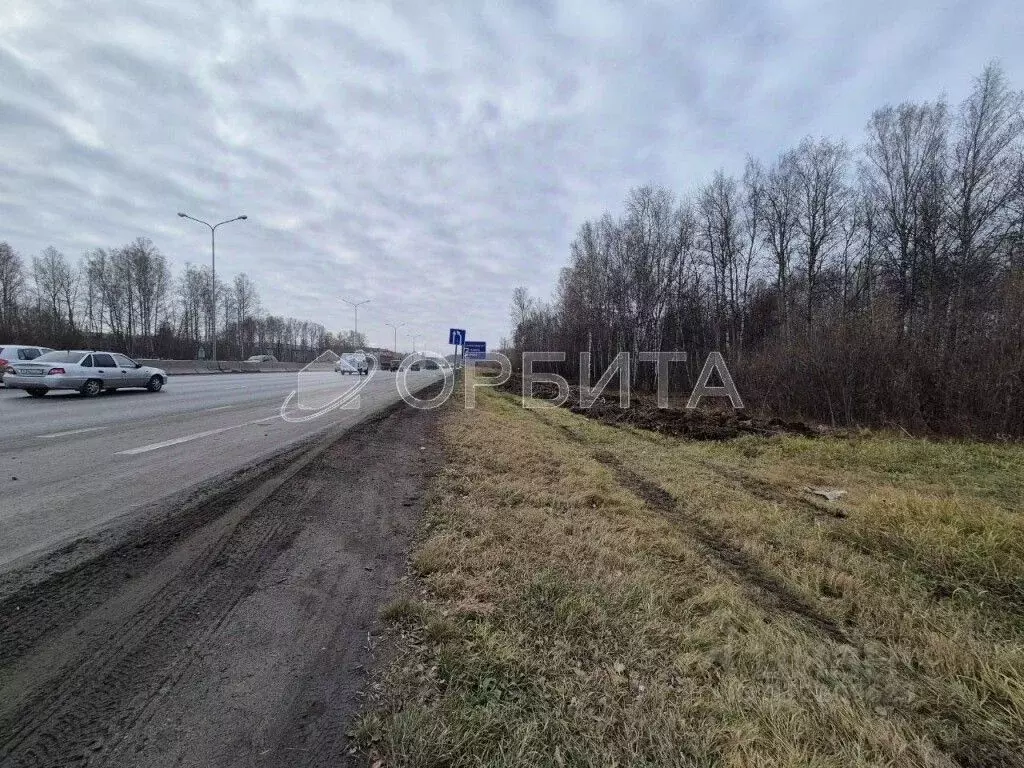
top-left (177, 212), bottom-right (187, 217)
top-left (238, 215), bottom-right (248, 220)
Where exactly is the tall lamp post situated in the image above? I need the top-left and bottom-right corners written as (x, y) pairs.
top-left (384, 321), bottom-right (405, 353)
top-left (409, 332), bottom-right (422, 353)
top-left (177, 212), bottom-right (247, 363)
top-left (343, 298), bottom-right (370, 341)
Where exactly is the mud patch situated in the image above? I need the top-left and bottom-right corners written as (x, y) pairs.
top-left (576, 401), bottom-right (819, 440)
top-left (501, 373), bottom-right (820, 440)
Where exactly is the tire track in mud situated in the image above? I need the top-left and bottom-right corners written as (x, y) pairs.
top-left (1, 459), bottom-right (314, 765)
top-left (532, 404), bottom-right (848, 521)
top-left (591, 450), bottom-right (851, 646)
top-left (693, 460), bottom-right (849, 520)
top-left (0, 388), bottom-right (445, 768)
top-left (0, 439), bottom-right (317, 670)
top-left (525, 408), bottom-right (851, 646)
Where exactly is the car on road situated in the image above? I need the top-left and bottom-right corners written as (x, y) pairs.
top-left (246, 354), bottom-right (278, 363)
top-left (0, 344), bottom-right (53, 384)
top-left (335, 350), bottom-right (370, 375)
top-left (3, 350), bottom-right (168, 397)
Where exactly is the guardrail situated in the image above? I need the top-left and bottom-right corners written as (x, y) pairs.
top-left (136, 359), bottom-right (307, 375)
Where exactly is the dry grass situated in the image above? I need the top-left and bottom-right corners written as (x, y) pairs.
top-left (357, 385), bottom-right (1024, 767)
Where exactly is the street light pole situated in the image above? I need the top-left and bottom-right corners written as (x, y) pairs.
top-left (178, 212), bottom-right (247, 363)
top-left (343, 298), bottom-right (370, 340)
top-left (409, 333), bottom-right (422, 353)
top-left (384, 321), bottom-right (405, 353)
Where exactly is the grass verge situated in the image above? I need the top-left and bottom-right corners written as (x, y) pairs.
top-left (356, 384), bottom-right (1024, 767)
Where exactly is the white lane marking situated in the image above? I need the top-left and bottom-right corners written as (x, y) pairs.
top-left (203, 404), bottom-right (236, 412)
top-left (38, 426), bottom-right (106, 439)
top-left (115, 414), bottom-right (281, 456)
top-left (115, 426), bottom-right (238, 455)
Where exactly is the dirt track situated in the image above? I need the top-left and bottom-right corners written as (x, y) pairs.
top-left (0, 398), bottom-right (442, 767)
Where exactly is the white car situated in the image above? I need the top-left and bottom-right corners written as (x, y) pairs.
top-left (0, 344), bottom-right (52, 384)
top-left (3, 350), bottom-right (168, 397)
top-left (334, 351), bottom-right (370, 375)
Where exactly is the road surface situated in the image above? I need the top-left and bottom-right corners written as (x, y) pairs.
top-left (0, 370), bottom-right (442, 571)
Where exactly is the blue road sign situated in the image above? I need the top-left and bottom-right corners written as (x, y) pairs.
top-left (449, 328), bottom-right (466, 345)
top-left (463, 341), bottom-right (487, 360)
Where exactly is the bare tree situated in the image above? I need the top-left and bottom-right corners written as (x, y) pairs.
top-left (619, 186), bottom-right (683, 365)
top-left (0, 242), bottom-right (25, 334)
top-left (126, 238), bottom-right (169, 352)
top-left (793, 137), bottom-right (850, 322)
top-left (697, 170), bottom-right (744, 350)
top-left (232, 273), bottom-right (261, 359)
top-left (738, 158), bottom-right (764, 354)
top-left (761, 151), bottom-right (800, 328)
top-left (32, 247), bottom-right (78, 330)
top-left (861, 99), bottom-right (948, 326)
top-left (948, 62), bottom-right (1024, 307)
top-left (510, 286), bottom-right (533, 330)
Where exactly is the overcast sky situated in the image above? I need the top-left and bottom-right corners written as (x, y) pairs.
top-left (1, 1), bottom-right (1022, 350)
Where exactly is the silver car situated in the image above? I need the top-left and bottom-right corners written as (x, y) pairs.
top-left (3, 350), bottom-right (168, 397)
top-left (0, 344), bottom-right (53, 384)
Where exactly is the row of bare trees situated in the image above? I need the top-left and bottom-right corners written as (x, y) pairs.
top-left (511, 63), bottom-right (1024, 436)
top-left (0, 237), bottom-right (332, 362)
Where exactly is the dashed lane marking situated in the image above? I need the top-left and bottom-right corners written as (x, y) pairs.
top-left (115, 415), bottom-right (281, 456)
top-left (37, 426), bottom-right (106, 439)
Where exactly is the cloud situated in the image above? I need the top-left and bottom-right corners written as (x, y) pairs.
top-left (0, 0), bottom-right (1021, 348)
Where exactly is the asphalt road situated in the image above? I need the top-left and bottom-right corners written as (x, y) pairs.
top-left (0, 370), bottom-right (443, 571)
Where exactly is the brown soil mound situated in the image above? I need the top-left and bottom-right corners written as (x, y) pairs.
top-left (571, 399), bottom-right (818, 440)
top-left (500, 373), bottom-right (819, 440)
